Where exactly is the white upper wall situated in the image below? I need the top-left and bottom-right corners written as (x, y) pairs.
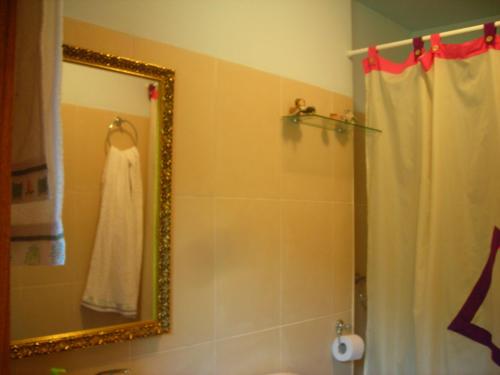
top-left (351, 1), bottom-right (410, 112)
top-left (411, 16), bottom-right (499, 43)
top-left (62, 62), bottom-right (154, 116)
top-left (63, 0), bottom-right (353, 97)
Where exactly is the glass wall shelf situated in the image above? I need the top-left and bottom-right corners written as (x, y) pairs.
top-left (282, 113), bottom-right (382, 133)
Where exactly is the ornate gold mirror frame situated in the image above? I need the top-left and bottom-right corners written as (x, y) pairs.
top-left (10, 45), bottom-right (174, 359)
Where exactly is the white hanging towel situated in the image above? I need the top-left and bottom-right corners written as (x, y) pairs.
top-left (82, 146), bottom-right (143, 317)
top-left (11, 0), bottom-right (66, 266)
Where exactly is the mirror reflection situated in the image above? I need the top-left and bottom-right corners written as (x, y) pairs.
top-left (11, 62), bottom-right (159, 341)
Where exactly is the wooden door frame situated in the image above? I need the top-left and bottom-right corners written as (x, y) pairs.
top-left (0, 0), bottom-right (17, 371)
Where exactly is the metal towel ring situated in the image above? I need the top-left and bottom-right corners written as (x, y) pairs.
top-left (105, 116), bottom-right (139, 152)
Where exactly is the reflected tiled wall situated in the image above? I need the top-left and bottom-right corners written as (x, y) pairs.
top-left (11, 19), bottom-right (355, 375)
top-left (10, 105), bottom-right (151, 340)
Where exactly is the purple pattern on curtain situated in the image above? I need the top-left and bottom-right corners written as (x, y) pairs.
top-left (448, 227), bottom-right (500, 366)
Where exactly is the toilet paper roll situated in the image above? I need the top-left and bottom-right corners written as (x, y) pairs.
top-left (331, 334), bottom-right (364, 362)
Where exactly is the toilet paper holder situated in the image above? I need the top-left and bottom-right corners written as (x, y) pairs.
top-left (335, 319), bottom-right (352, 338)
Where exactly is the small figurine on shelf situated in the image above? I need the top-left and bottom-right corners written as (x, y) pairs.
top-left (330, 109), bottom-right (357, 124)
top-left (290, 98), bottom-right (316, 115)
top-left (344, 109), bottom-right (357, 124)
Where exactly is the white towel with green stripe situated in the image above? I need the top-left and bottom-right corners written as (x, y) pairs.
top-left (10, 0), bottom-right (65, 266)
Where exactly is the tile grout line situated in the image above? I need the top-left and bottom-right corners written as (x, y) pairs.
top-left (126, 303), bottom-right (349, 364)
top-left (279, 205), bottom-right (284, 372)
top-left (128, 339), bottom-right (215, 360)
top-left (278, 76), bottom-right (284, 372)
top-left (213, 194), bottom-right (218, 374)
top-left (177, 194), bottom-right (355, 205)
top-left (215, 312), bottom-right (352, 344)
top-left (212, 57), bottom-right (219, 375)
top-left (351, 202), bottom-right (356, 334)
top-left (331, 200), bottom-right (337, 317)
top-left (351, 115), bottom-right (356, 342)
top-left (11, 281), bottom-right (80, 289)
top-left (138, 311), bottom-right (355, 359)
top-left (127, 308), bottom-right (350, 362)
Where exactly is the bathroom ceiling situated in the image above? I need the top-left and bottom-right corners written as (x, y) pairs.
top-left (355, 0), bottom-right (500, 31)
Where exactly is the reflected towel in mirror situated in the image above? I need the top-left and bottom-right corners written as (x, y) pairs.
top-left (82, 146), bottom-right (143, 318)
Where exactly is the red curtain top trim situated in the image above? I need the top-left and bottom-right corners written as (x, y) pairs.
top-left (364, 34), bottom-right (500, 75)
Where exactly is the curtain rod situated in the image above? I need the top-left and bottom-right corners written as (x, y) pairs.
top-left (347, 20), bottom-right (500, 57)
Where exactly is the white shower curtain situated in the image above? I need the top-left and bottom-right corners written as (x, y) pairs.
top-left (364, 30), bottom-right (500, 375)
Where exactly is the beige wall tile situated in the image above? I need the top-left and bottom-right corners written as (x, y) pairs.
top-left (281, 201), bottom-right (335, 324)
top-left (14, 284), bottom-right (76, 340)
top-left (10, 287), bottom-right (24, 340)
top-left (281, 316), bottom-right (339, 375)
top-left (331, 92), bottom-right (354, 117)
top-left (10, 266), bottom-right (24, 288)
top-left (280, 122), bottom-right (341, 202)
top-left (63, 190), bottom-right (100, 282)
top-left (332, 203), bottom-right (355, 314)
top-left (134, 39), bottom-right (217, 195)
top-left (216, 329), bottom-right (281, 375)
top-left (214, 61), bottom-right (281, 199)
top-left (62, 105), bottom-right (100, 194)
top-left (12, 20), bottom-right (356, 373)
top-left (12, 262), bottom-right (76, 289)
top-left (161, 196), bottom-right (215, 348)
top-left (170, 52), bottom-right (217, 196)
top-left (62, 105), bottom-right (99, 193)
top-left (281, 312), bottom-right (355, 375)
top-left (280, 79), bottom-right (354, 203)
top-left (132, 196), bottom-right (215, 355)
top-left (129, 36), bottom-right (180, 67)
top-left (215, 198), bottom-right (280, 338)
top-left (64, 18), bottom-right (135, 57)
top-left (331, 133), bottom-right (354, 203)
top-left (129, 343), bottom-right (215, 375)
top-left (60, 103), bottom-right (77, 147)
top-left (131, 37), bottom-right (219, 197)
top-left (62, 17), bottom-right (82, 49)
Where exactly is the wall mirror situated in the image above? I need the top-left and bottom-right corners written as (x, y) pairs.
top-left (10, 45), bottom-right (174, 359)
